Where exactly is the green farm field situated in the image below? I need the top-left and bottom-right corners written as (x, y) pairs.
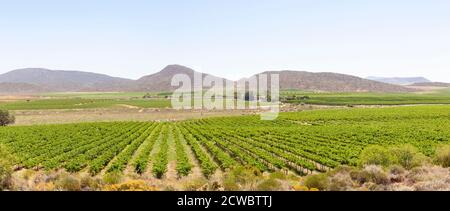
top-left (1, 105), bottom-right (448, 179)
top-left (282, 88), bottom-right (450, 105)
top-left (0, 98), bottom-right (171, 110)
top-left (2, 89), bottom-right (450, 111)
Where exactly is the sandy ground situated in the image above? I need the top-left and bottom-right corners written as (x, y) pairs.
top-left (0, 95), bottom-right (42, 102)
top-left (10, 108), bottom-right (261, 125)
top-left (11, 103), bottom-right (399, 126)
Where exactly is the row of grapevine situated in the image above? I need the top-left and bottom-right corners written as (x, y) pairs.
top-left (88, 122), bottom-right (154, 175)
top-left (185, 124), bottom-right (268, 172)
top-left (178, 126), bottom-right (218, 177)
top-left (132, 124), bottom-right (163, 174)
top-left (43, 122), bottom-right (141, 170)
top-left (63, 123), bottom-right (148, 173)
top-left (173, 126), bottom-right (192, 176)
top-left (106, 123), bottom-right (157, 173)
top-left (152, 125), bottom-right (169, 178)
top-left (182, 124), bottom-right (238, 170)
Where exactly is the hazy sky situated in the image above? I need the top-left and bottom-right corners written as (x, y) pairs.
top-left (1, 0), bottom-right (449, 82)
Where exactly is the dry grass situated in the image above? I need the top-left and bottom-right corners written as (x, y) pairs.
top-left (12, 108), bottom-right (255, 125)
top-left (0, 95), bottom-right (41, 103)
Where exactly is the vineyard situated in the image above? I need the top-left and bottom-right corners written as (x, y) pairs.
top-left (0, 105), bottom-right (449, 178)
top-left (0, 98), bottom-right (171, 110)
top-left (281, 89), bottom-right (450, 105)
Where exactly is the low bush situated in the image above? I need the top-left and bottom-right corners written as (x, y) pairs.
top-left (256, 178), bottom-right (282, 191)
top-left (0, 145), bottom-right (15, 190)
top-left (182, 178), bottom-right (208, 191)
top-left (327, 173), bottom-right (354, 191)
top-left (269, 171), bottom-right (287, 180)
top-left (34, 182), bottom-right (56, 191)
top-left (103, 172), bottom-right (123, 185)
top-left (80, 173), bottom-right (102, 190)
top-left (292, 184), bottom-right (309, 191)
top-left (435, 145), bottom-right (450, 167)
top-left (389, 144), bottom-right (429, 169)
top-left (0, 110), bottom-right (15, 126)
top-left (103, 180), bottom-right (158, 191)
top-left (350, 165), bottom-right (390, 185)
top-left (303, 174), bottom-right (329, 190)
top-left (55, 173), bottom-right (81, 191)
top-left (223, 166), bottom-right (262, 191)
top-left (358, 145), bottom-right (392, 167)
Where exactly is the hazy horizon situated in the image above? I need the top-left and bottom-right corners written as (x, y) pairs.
top-left (1, 0), bottom-right (450, 82)
top-left (0, 65), bottom-right (445, 83)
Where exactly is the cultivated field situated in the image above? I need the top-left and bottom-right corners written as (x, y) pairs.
top-left (282, 88), bottom-right (450, 105)
top-left (1, 91), bottom-right (449, 191)
top-left (1, 106), bottom-right (448, 178)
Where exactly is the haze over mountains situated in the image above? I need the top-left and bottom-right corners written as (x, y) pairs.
top-left (0, 68), bottom-right (133, 92)
top-left (0, 65), bottom-right (420, 93)
top-left (410, 82), bottom-right (450, 87)
top-left (366, 76), bottom-right (431, 85)
top-left (256, 71), bottom-right (413, 92)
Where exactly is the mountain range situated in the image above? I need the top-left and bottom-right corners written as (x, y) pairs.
top-left (410, 82), bottom-right (450, 87)
top-left (0, 65), bottom-right (417, 93)
top-left (366, 76), bottom-right (431, 85)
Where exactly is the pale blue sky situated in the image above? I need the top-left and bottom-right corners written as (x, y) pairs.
top-left (0, 0), bottom-right (449, 82)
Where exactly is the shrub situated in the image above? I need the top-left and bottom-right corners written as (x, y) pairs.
top-left (182, 178), bottom-right (208, 191)
top-left (351, 165), bottom-right (389, 185)
top-left (327, 173), bottom-right (354, 191)
top-left (327, 165), bottom-right (354, 176)
top-left (80, 173), bottom-right (102, 190)
top-left (103, 180), bottom-right (158, 191)
top-left (360, 145), bottom-right (429, 170)
top-left (34, 182), bottom-right (56, 191)
top-left (269, 171), bottom-right (287, 180)
top-left (209, 181), bottom-right (224, 191)
top-left (292, 184), bottom-right (309, 191)
top-left (388, 165), bottom-right (405, 175)
top-left (435, 145), bottom-right (450, 167)
top-left (103, 172), bottom-right (123, 185)
top-left (0, 145), bottom-right (15, 190)
top-left (223, 166), bottom-right (262, 191)
top-left (358, 145), bottom-right (392, 167)
top-left (389, 145), bottom-right (428, 169)
top-left (256, 178), bottom-right (282, 191)
top-left (55, 173), bottom-right (81, 191)
top-left (303, 174), bottom-right (329, 190)
top-left (22, 169), bottom-right (36, 180)
top-left (361, 182), bottom-right (385, 191)
top-left (0, 110), bottom-right (15, 126)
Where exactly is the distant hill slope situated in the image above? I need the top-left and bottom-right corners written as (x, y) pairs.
top-left (0, 65), bottom-right (415, 93)
top-left (366, 76), bottom-right (431, 85)
top-left (0, 82), bottom-right (46, 93)
top-left (253, 71), bottom-right (415, 92)
top-left (410, 82), bottom-right (450, 87)
top-left (0, 68), bottom-right (133, 92)
top-left (135, 65), bottom-right (231, 92)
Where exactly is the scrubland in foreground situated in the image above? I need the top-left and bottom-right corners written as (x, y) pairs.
top-left (1, 144), bottom-right (449, 191)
